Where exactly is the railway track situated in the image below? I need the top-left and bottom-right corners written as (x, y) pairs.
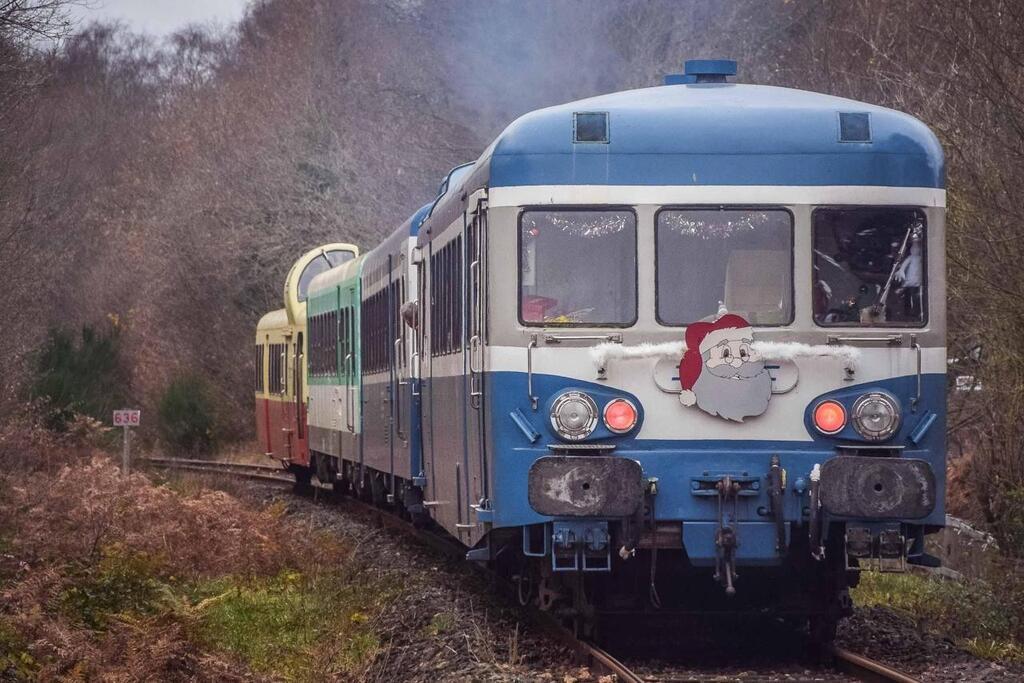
top-left (142, 456), bottom-right (920, 683)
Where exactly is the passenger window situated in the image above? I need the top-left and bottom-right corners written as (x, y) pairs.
top-left (656, 209), bottom-right (792, 325)
top-left (812, 208), bottom-right (926, 326)
top-left (520, 209), bottom-right (636, 326)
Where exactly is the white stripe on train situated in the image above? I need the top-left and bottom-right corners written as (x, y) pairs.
top-left (488, 185), bottom-right (947, 209)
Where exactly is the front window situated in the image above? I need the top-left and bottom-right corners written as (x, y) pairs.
top-left (812, 208), bottom-right (926, 326)
top-left (656, 208), bottom-right (793, 325)
top-left (297, 249), bottom-right (355, 302)
top-left (520, 209), bottom-right (637, 326)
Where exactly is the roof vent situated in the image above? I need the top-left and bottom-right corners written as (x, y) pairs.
top-left (839, 112), bottom-right (872, 142)
top-left (665, 59), bottom-right (737, 85)
top-left (573, 112), bottom-right (609, 143)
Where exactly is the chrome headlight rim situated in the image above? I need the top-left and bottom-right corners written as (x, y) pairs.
top-left (851, 391), bottom-right (901, 442)
top-left (550, 390), bottom-right (599, 441)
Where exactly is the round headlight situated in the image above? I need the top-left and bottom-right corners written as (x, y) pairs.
top-left (851, 392), bottom-right (901, 441)
top-left (813, 399), bottom-right (847, 435)
top-left (550, 391), bottom-right (598, 441)
top-left (603, 398), bottom-right (638, 434)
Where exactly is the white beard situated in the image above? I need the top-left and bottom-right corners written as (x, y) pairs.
top-left (692, 367), bottom-right (773, 422)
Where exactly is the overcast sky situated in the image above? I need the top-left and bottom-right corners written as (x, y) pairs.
top-left (69, 0), bottom-right (249, 37)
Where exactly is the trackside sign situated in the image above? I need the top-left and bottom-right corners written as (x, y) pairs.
top-left (113, 410), bottom-right (141, 427)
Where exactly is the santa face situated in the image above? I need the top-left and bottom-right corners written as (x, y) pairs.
top-left (692, 339), bottom-right (772, 421)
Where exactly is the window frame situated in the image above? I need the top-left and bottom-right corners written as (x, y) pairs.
top-left (516, 205), bottom-right (639, 328)
top-left (810, 205), bottom-right (928, 329)
top-left (653, 205), bottom-right (796, 327)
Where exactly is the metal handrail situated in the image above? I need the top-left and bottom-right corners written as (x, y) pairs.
top-left (394, 338), bottom-right (405, 439)
top-left (344, 353), bottom-right (355, 433)
top-left (543, 333), bottom-right (623, 344)
top-left (527, 334), bottom-right (538, 411)
top-left (911, 335), bottom-right (921, 412)
top-left (827, 334), bottom-right (904, 346)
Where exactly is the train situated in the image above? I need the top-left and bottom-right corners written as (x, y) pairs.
top-left (254, 59), bottom-right (946, 642)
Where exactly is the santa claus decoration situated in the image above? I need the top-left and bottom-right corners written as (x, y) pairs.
top-left (678, 314), bottom-right (772, 422)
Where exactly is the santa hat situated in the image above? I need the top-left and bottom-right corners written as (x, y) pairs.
top-left (678, 314), bottom-right (752, 406)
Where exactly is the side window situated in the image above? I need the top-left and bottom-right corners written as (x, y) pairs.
top-left (254, 344), bottom-right (265, 392)
top-left (361, 289), bottom-right (391, 373)
top-left (340, 308), bottom-right (349, 373)
top-left (309, 316), bottom-right (319, 377)
top-left (429, 237), bottom-right (463, 357)
top-left (268, 343), bottom-right (285, 394)
top-left (812, 208), bottom-right (926, 326)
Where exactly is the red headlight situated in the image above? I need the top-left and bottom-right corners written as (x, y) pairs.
top-left (813, 400), bottom-right (847, 435)
top-left (603, 398), bottom-right (638, 434)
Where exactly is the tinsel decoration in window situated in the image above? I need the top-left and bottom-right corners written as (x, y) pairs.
top-left (522, 211), bottom-right (631, 239)
top-left (660, 211), bottom-right (772, 239)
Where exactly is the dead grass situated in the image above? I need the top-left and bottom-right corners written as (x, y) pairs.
top-left (0, 412), bottom-right (389, 681)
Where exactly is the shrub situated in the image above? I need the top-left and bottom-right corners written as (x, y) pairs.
top-left (853, 571), bottom-right (1024, 661)
top-left (158, 373), bottom-right (219, 455)
top-left (29, 325), bottom-right (128, 431)
top-left (61, 547), bottom-right (168, 630)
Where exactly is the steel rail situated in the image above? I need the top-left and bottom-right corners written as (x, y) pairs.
top-left (831, 646), bottom-right (920, 683)
top-left (142, 457), bottom-right (294, 485)
top-left (140, 456), bottom-right (917, 683)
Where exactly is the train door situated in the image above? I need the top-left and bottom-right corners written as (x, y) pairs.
top-left (385, 254), bottom-right (397, 494)
top-left (464, 199), bottom-right (488, 543)
top-left (279, 336), bottom-right (294, 460)
top-left (390, 254), bottom-right (410, 479)
top-left (340, 284), bottom-right (359, 471)
top-left (419, 240), bottom-right (436, 514)
top-left (294, 332), bottom-right (304, 441)
top-left (262, 336), bottom-right (273, 455)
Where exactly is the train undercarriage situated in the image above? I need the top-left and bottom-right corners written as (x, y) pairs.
top-left (294, 452), bottom-right (856, 647)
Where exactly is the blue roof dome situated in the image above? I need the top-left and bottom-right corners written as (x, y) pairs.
top-left (484, 83), bottom-right (944, 189)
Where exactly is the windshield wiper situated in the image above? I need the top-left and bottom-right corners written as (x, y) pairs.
top-left (874, 226), bottom-right (914, 313)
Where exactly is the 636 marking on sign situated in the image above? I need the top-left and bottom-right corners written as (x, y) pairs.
top-left (113, 410), bottom-right (141, 427)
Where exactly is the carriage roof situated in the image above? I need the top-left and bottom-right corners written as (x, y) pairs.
top-left (480, 83), bottom-right (945, 190)
top-left (415, 81), bottom-right (944, 245)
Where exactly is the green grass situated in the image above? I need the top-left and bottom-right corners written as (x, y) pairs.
top-left (54, 545), bottom-right (400, 681)
top-left (61, 547), bottom-right (170, 630)
top-left (424, 611), bottom-right (456, 637)
top-left (853, 571), bottom-right (1024, 662)
top-left (190, 571), bottom-right (395, 681)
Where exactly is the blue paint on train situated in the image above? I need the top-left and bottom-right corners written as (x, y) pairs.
top-left (483, 84), bottom-right (945, 189)
top-left (480, 370), bottom-right (946, 562)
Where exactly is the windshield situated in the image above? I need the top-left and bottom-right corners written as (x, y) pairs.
top-left (812, 208), bottom-right (926, 326)
top-left (656, 209), bottom-right (793, 325)
top-left (297, 249), bottom-right (355, 302)
top-left (520, 209), bottom-right (637, 326)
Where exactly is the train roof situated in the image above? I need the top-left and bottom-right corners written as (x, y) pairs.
top-left (309, 202), bottom-right (432, 297)
top-left (308, 253), bottom-right (364, 294)
top-left (476, 81), bottom-right (944, 191)
top-left (417, 63), bottom-right (945, 245)
top-left (256, 307), bottom-right (289, 333)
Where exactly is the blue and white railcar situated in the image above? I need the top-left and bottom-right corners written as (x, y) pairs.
top-left (415, 59), bottom-right (945, 637)
top-left (306, 59), bottom-right (946, 641)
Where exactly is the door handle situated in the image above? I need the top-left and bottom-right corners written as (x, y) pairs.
top-left (396, 338), bottom-right (409, 386)
top-left (527, 334), bottom-right (538, 411)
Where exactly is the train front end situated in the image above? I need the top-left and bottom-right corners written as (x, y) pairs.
top-left (479, 61), bottom-right (946, 639)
